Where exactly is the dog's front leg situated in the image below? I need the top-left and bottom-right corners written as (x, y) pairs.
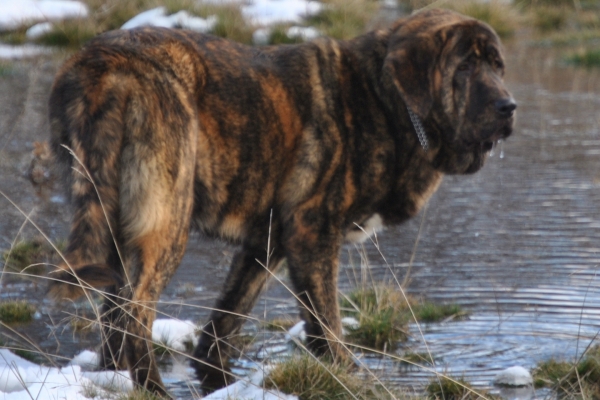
top-left (283, 213), bottom-right (347, 363)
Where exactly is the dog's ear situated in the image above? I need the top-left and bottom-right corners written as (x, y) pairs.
top-left (382, 31), bottom-right (439, 119)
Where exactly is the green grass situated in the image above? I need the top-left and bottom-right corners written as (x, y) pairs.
top-left (0, 28), bottom-right (28, 45)
top-left (532, 6), bottom-right (569, 32)
top-left (426, 376), bottom-right (498, 400)
top-left (265, 354), bottom-right (402, 400)
top-left (416, 302), bottom-right (465, 323)
top-left (267, 26), bottom-right (306, 45)
top-left (3, 240), bottom-right (45, 273)
top-left (533, 346), bottom-right (600, 398)
top-left (400, 351), bottom-right (437, 367)
top-left (2, 238), bottom-right (65, 277)
top-left (340, 285), bottom-right (412, 351)
top-left (35, 21), bottom-right (97, 48)
top-left (29, 0), bottom-right (256, 48)
top-left (0, 300), bottom-right (36, 324)
top-left (117, 389), bottom-right (164, 400)
top-left (340, 286), bottom-right (465, 351)
top-left (306, 0), bottom-right (379, 40)
top-left (566, 48), bottom-right (600, 67)
top-left (442, 1), bottom-right (519, 38)
top-left (0, 63), bottom-right (13, 77)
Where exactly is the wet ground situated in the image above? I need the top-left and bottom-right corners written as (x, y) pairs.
top-left (1, 36), bottom-right (600, 398)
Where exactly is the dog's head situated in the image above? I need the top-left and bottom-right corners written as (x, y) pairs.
top-left (383, 8), bottom-right (515, 174)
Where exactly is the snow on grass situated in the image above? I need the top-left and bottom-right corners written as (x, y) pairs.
top-left (152, 318), bottom-right (198, 352)
top-left (241, 0), bottom-right (322, 25)
top-left (121, 7), bottom-right (218, 32)
top-left (0, 0), bottom-right (326, 58)
top-left (204, 369), bottom-right (298, 400)
top-left (0, 0), bottom-right (88, 31)
top-left (0, 318), bottom-right (298, 399)
top-left (0, 44), bottom-right (52, 59)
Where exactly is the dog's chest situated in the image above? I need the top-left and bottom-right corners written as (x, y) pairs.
top-left (344, 213), bottom-right (384, 243)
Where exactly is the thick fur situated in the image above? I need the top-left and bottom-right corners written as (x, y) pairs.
top-left (48, 9), bottom-right (515, 394)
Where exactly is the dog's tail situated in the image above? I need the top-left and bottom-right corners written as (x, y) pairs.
top-left (47, 57), bottom-right (127, 301)
top-left (48, 265), bottom-right (124, 300)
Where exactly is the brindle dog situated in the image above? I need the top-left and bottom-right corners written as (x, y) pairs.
top-left (48, 8), bottom-right (515, 394)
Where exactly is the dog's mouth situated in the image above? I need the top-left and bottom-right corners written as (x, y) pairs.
top-left (480, 123), bottom-right (513, 154)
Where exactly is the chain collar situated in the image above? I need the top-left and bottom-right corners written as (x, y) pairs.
top-left (407, 106), bottom-right (429, 152)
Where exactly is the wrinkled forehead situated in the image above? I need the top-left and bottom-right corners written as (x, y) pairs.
top-left (447, 22), bottom-right (504, 61)
top-left (392, 9), bottom-right (504, 60)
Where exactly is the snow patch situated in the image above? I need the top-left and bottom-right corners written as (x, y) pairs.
top-left (25, 22), bottom-right (54, 40)
top-left (494, 366), bottom-right (533, 387)
top-left (0, 318), bottom-right (304, 399)
top-left (0, 44), bottom-right (51, 59)
top-left (286, 320), bottom-right (306, 342)
top-left (152, 318), bottom-right (198, 352)
top-left (121, 7), bottom-right (218, 32)
top-left (242, 0), bottom-right (322, 25)
top-left (204, 369), bottom-right (298, 400)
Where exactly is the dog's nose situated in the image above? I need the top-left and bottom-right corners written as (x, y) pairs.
top-left (495, 98), bottom-right (517, 118)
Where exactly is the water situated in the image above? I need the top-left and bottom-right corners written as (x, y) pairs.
top-left (1, 42), bottom-right (600, 398)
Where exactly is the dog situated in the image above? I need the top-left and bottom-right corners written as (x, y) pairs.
top-left (47, 8), bottom-right (515, 394)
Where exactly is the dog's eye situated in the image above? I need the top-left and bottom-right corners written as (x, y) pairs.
top-left (457, 62), bottom-right (472, 73)
top-left (494, 60), bottom-right (504, 70)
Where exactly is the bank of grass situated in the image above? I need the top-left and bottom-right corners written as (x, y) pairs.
top-left (444, 1), bottom-right (520, 38)
top-left (31, 0), bottom-right (255, 48)
top-left (307, 0), bottom-right (379, 39)
top-left (265, 354), bottom-right (402, 399)
top-left (340, 285), bottom-right (465, 351)
top-left (0, 300), bottom-right (36, 324)
top-left (533, 345), bottom-right (600, 398)
top-left (4, 0), bottom-right (383, 49)
top-left (5, 0), bottom-right (600, 56)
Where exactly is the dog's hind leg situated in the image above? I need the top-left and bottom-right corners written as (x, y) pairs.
top-left (108, 89), bottom-right (199, 394)
top-left (193, 234), bottom-right (285, 392)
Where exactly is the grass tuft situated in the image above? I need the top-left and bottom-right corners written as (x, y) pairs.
top-left (0, 300), bottom-right (36, 324)
top-left (2, 238), bottom-right (65, 277)
top-left (400, 351), bottom-right (437, 368)
top-left (117, 389), bottom-right (164, 400)
top-left (426, 376), bottom-right (497, 400)
top-left (340, 285), bottom-right (411, 351)
top-left (416, 302), bottom-right (465, 323)
top-left (533, 346), bottom-right (600, 398)
top-left (265, 354), bottom-right (401, 399)
top-left (341, 285), bottom-right (465, 351)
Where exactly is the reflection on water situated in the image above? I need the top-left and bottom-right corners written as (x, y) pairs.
top-left (1, 42), bottom-right (600, 397)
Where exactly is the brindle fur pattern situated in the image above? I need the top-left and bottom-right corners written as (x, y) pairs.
top-left (48, 9), bottom-right (515, 394)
